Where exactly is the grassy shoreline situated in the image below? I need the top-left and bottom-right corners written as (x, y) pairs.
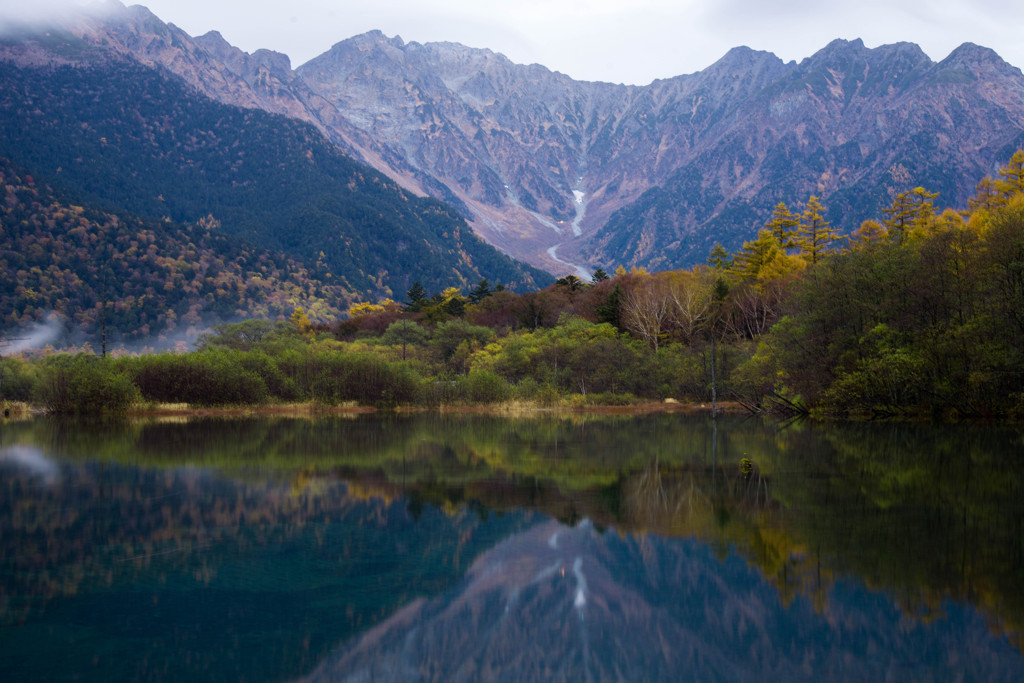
top-left (127, 399), bottom-right (750, 418)
top-left (2, 398), bottom-right (750, 419)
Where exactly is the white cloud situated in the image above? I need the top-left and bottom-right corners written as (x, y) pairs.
top-left (0, 0), bottom-right (85, 26)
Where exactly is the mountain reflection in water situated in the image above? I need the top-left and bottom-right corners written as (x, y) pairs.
top-left (305, 518), bottom-right (1023, 682)
top-left (1, 414), bottom-right (1023, 681)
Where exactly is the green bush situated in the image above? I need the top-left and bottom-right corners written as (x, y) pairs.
top-left (35, 354), bottom-right (138, 414)
top-left (513, 377), bottom-right (540, 400)
top-left (303, 351), bottom-right (420, 406)
top-left (0, 357), bottom-right (39, 402)
top-left (123, 351), bottom-right (268, 406)
top-left (464, 370), bottom-right (511, 404)
top-left (237, 351), bottom-right (300, 402)
top-left (420, 377), bottom-right (462, 407)
top-left (535, 382), bottom-right (562, 407)
top-left (433, 320), bottom-right (494, 361)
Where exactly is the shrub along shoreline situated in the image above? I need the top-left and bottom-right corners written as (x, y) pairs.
top-left (0, 312), bottom-right (754, 417)
top-left (0, 340), bottom-right (746, 417)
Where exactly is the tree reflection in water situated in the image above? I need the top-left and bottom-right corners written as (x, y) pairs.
top-left (1, 414), bottom-right (1023, 680)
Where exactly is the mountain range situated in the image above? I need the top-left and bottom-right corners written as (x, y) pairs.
top-left (2, 1), bottom-right (1024, 340)
top-left (47, 1), bottom-right (1024, 276)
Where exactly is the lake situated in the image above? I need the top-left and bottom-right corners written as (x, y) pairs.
top-left (1, 413), bottom-right (1023, 681)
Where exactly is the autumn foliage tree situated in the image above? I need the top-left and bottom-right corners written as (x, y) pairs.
top-left (881, 187), bottom-right (938, 242)
top-left (795, 195), bottom-right (841, 264)
top-left (764, 202), bottom-right (800, 249)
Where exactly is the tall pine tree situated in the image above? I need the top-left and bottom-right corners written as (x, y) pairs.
top-left (765, 202), bottom-right (800, 249)
top-left (796, 196), bottom-right (840, 265)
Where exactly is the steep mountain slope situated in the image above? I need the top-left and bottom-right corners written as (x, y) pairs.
top-left (297, 34), bottom-right (1024, 271)
top-left (15, 3), bottom-right (1024, 275)
top-left (64, 3), bottom-right (468, 213)
top-left (0, 31), bottom-right (550, 311)
top-left (296, 32), bottom-right (637, 273)
top-left (590, 39), bottom-right (1024, 268)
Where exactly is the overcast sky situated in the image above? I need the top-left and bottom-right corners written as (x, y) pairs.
top-left (5, 0), bottom-right (1023, 84)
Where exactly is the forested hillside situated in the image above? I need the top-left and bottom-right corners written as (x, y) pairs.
top-left (0, 158), bottom-right (351, 344)
top-left (0, 45), bottom-right (550, 307)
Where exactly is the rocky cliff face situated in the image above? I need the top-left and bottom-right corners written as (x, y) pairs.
top-left (295, 32), bottom-right (646, 267)
top-left (295, 33), bottom-right (1024, 271)
top-left (588, 39), bottom-right (1024, 269)
top-left (52, 4), bottom-right (1024, 274)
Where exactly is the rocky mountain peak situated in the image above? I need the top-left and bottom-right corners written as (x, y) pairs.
top-left (812, 38), bottom-right (867, 59)
top-left (944, 42), bottom-right (1000, 65)
top-left (251, 49), bottom-right (292, 76)
top-left (653, 44), bottom-right (788, 117)
top-left (937, 41), bottom-right (1021, 79)
top-left (351, 29), bottom-right (406, 50)
top-left (802, 37), bottom-right (931, 72)
top-left (100, 1), bottom-right (173, 36)
top-left (193, 30), bottom-right (237, 58)
top-left (333, 30), bottom-right (406, 56)
top-left (875, 40), bottom-right (931, 60)
top-left (711, 45), bottom-right (786, 72)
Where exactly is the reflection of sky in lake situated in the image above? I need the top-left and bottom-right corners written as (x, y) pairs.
top-left (0, 445), bottom-right (59, 483)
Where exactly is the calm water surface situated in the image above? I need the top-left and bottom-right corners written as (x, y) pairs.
top-left (1, 413), bottom-right (1023, 681)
